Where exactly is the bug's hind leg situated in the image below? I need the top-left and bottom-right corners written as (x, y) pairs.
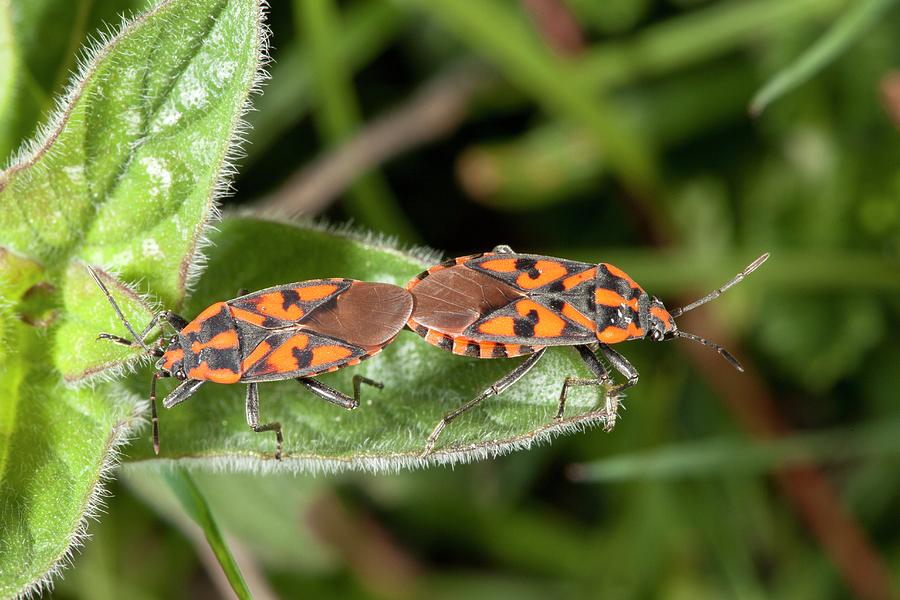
top-left (297, 374), bottom-right (382, 410)
top-left (422, 348), bottom-right (547, 458)
top-left (246, 383), bottom-right (284, 460)
top-left (555, 345), bottom-right (616, 427)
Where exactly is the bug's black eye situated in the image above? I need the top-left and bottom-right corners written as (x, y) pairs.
top-left (650, 330), bottom-right (663, 342)
top-left (175, 369), bottom-right (186, 380)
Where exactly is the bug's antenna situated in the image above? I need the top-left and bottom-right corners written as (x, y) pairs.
top-left (674, 330), bottom-right (744, 372)
top-left (86, 266), bottom-right (151, 352)
top-left (669, 253), bottom-right (769, 318)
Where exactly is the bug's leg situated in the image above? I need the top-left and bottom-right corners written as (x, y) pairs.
top-left (161, 379), bottom-right (205, 409)
top-left (598, 344), bottom-right (639, 397)
top-left (245, 383), bottom-right (284, 460)
top-left (148, 371), bottom-right (170, 455)
top-left (492, 244), bottom-right (515, 254)
top-left (422, 348), bottom-right (547, 458)
top-left (555, 345), bottom-right (612, 421)
top-left (297, 375), bottom-right (382, 410)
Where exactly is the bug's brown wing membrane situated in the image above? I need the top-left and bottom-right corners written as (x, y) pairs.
top-left (302, 281), bottom-right (414, 348)
top-left (408, 264), bottom-right (523, 335)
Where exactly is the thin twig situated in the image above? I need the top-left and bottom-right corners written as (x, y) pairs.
top-left (306, 491), bottom-right (424, 599)
top-left (676, 314), bottom-right (893, 600)
top-left (520, 0), bottom-right (586, 56)
top-left (254, 62), bottom-right (494, 219)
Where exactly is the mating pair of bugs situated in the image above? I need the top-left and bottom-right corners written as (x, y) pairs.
top-left (89, 246), bottom-right (768, 459)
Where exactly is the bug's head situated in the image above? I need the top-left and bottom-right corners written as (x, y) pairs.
top-left (645, 253), bottom-right (771, 373)
top-left (156, 335), bottom-right (187, 380)
top-left (646, 296), bottom-right (676, 342)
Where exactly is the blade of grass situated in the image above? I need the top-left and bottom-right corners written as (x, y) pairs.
top-left (578, 0), bottom-right (849, 92)
top-left (246, 2), bottom-right (403, 163)
top-left (569, 420), bottom-right (900, 482)
top-left (750, 0), bottom-right (899, 115)
top-left (402, 0), bottom-right (658, 195)
top-left (295, 0), bottom-right (418, 242)
top-left (162, 468), bottom-right (252, 600)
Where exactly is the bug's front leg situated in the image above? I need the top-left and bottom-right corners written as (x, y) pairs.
top-left (598, 343), bottom-right (639, 420)
top-left (245, 383), bottom-right (284, 460)
top-left (555, 345), bottom-right (617, 428)
top-left (148, 377), bottom-right (204, 455)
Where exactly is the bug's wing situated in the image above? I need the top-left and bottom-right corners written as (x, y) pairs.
top-left (464, 297), bottom-right (596, 346)
top-left (239, 330), bottom-right (369, 382)
top-left (464, 254), bottom-right (597, 293)
top-left (229, 279), bottom-right (353, 328)
top-left (300, 281), bottom-right (413, 347)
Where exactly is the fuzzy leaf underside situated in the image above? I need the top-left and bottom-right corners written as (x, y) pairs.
top-left (0, 0), bottom-right (263, 380)
top-left (0, 0), bottom-right (264, 596)
top-left (120, 218), bottom-right (617, 471)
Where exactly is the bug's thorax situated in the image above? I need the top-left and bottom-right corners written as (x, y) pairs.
top-left (168, 302), bottom-right (242, 383)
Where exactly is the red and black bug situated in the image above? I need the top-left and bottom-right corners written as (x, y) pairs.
top-left (405, 246), bottom-right (768, 455)
top-left (88, 267), bottom-right (413, 459)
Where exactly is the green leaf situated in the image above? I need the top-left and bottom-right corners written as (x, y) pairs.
top-left (121, 218), bottom-right (617, 470)
top-left (0, 0), bottom-right (152, 162)
top-left (162, 467), bottom-right (252, 600)
top-left (749, 0), bottom-right (899, 115)
top-left (0, 0), bottom-right (265, 381)
top-left (0, 318), bottom-right (141, 598)
top-left (0, 0), bottom-right (266, 595)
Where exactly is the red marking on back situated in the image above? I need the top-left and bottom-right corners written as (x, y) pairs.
top-left (597, 322), bottom-right (644, 344)
top-left (251, 291), bottom-right (304, 321)
top-left (516, 260), bottom-right (568, 289)
top-left (230, 306), bottom-right (267, 326)
top-left (478, 316), bottom-right (516, 336)
top-left (594, 288), bottom-right (639, 311)
top-left (310, 345), bottom-right (353, 367)
top-left (650, 306), bottom-right (673, 330)
top-left (240, 340), bottom-right (272, 373)
top-left (191, 330), bottom-right (238, 354)
top-left (603, 263), bottom-right (643, 292)
top-left (296, 284), bottom-right (339, 301)
top-left (562, 267), bottom-right (597, 290)
top-left (161, 348), bottom-right (184, 371)
top-left (561, 302), bottom-right (596, 331)
top-left (515, 299), bottom-right (566, 338)
top-left (182, 302), bottom-right (227, 334)
top-left (187, 362), bottom-right (241, 384)
top-left (266, 334), bottom-right (310, 373)
top-left (480, 258), bottom-right (517, 273)
top-left (594, 288), bottom-right (627, 307)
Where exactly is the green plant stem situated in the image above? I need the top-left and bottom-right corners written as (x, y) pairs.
top-left (295, 0), bottom-right (418, 242)
top-left (750, 0), bottom-right (899, 115)
top-left (578, 0), bottom-right (850, 92)
top-left (246, 2), bottom-right (402, 163)
top-left (163, 468), bottom-right (252, 600)
top-left (404, 0), bottom-right (659, 196)
top-left (571, 420), bottom-right (900, 482)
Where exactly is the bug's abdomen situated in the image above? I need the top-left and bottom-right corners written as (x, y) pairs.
top-left (179, 302), bottom-right (243, 383)
top-left (406, 259), bottom-right (595, 357)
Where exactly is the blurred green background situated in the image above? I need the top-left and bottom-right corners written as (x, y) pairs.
top-left (8, 0), bottom-right (900, 597)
